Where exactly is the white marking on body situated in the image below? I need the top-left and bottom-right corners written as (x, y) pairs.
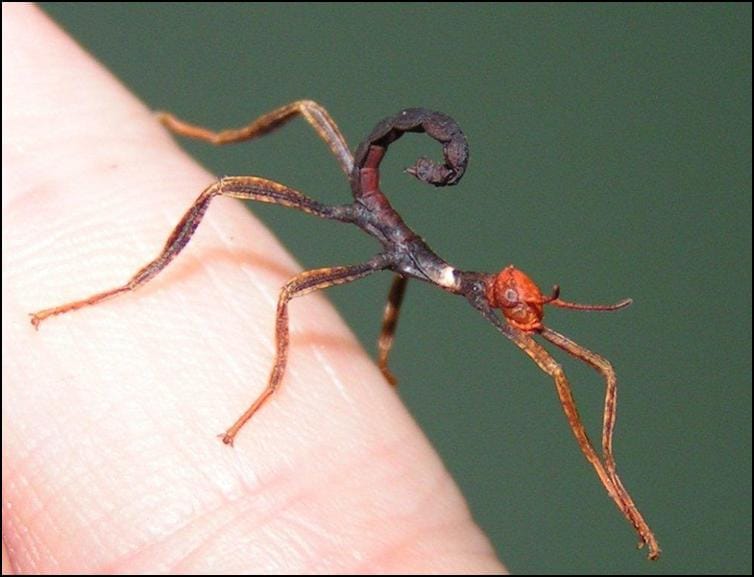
top-left (437, 265), bottom-right (458, 289)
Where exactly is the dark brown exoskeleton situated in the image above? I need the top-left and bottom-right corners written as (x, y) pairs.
top-left (31, 101), bottom-right (659, 559)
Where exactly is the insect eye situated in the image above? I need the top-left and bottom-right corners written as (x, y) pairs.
top-left (504, 288), bottom-right (519, 305)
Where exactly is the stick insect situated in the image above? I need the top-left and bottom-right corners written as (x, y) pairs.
top-left (31, 100), bottom-right (659, 559)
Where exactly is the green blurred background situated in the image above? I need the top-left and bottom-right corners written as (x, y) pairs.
top-left (41, 3), bottom-right (751, 574)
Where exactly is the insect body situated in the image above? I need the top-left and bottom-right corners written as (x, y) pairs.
top-left (31, 100), bottom-right (659, 559)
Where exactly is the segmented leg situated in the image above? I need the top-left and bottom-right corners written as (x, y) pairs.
top-left (514, 329), bottom-right (660, 560)
top-left (30, 176), bottom-right (355, 327)
top-left (158, 99), bottom-right (354, 177)
top-left (221, 258), bottom-right (387, 445)
top-left (540, 327), bottom-right (659, 558)
top-left (377, 275), bottom-right (408, 385)
top-left (540, 327), bottom-right (618, 477)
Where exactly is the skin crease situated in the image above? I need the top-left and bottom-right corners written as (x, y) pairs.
top-left (2, 4), bottom-right (506, 574)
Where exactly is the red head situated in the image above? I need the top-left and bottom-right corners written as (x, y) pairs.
top-left (486, 265), bottom-right (632, 333)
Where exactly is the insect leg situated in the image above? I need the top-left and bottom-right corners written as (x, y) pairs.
top-left (221, 257), bottom-right (387, 445)
top-left (478, 304), bottom-right (660, 559)
top-left (377, 275), bottom-right (408, 386)
top-left (158, 100), bottom-right (354, 176)
top-left (30, 176), bottom-right (354, 327)
top-left (540, 327), bottom-right (660, 559)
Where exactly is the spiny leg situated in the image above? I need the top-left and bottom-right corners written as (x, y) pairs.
top-left (515, 330), bottom-right (660, 560)
top-left (377, 275), bottom-right (408, 385)
top-left (31, 176), bottom-right (353, 327)
top-left (221, 258), bottom-right (387, 445)
top-left (157, 99), bottom-right (354, 176)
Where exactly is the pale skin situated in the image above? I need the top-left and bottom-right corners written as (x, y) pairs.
top-left (2, 5), bottom-right (504, 574)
